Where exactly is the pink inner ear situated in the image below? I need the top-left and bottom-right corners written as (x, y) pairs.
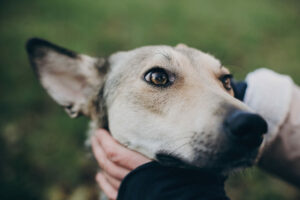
top-left (41, 70), bottom-right (87, 106)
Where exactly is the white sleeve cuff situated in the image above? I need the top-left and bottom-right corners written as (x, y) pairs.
top-left (244, 68), bottom-right (293, 143)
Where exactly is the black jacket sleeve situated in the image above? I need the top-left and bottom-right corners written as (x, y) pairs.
top-left (117, 161), bottom-right (230, 200)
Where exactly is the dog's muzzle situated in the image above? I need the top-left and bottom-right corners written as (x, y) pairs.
top-left (224, 110), bottom-right (268, 148)
top-left (156, 110), bottom-right (268, 172)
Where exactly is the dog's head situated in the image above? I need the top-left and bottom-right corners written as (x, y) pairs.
top-left (26, 38), bottom-right (267, 173)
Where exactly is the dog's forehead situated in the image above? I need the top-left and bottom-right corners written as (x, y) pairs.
top-left (108, 44), bottom-right (221, 73)
top-left (174, 44), bottom-right (221, 70)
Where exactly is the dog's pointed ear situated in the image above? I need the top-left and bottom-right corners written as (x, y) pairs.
top-left (26, 38), bottom-right (108, 118)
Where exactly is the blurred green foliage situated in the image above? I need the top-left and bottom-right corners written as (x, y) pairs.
top-left (0, 0), bottom-right (299, 199)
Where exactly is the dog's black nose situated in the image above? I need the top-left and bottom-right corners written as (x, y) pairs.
top-left (225, 110), bottom-right (268, 147)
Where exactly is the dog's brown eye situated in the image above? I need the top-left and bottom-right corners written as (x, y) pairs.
top-left (144, 68), bottom-right (171, 87)
top-left (220, 74), bottom-right (233, 91)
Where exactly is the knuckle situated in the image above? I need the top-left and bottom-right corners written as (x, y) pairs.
top-left (110, 165), bottom-right (127, 180)
top-left (105, 173), bottom-right (121, 189)
top-left (111, 155), bottom-right (122, 165)
top-left (97, 157), bottom-right (105, 169)
top-left (106, 149), bottom-right (119, 162)
top-left (102, 158), bottom-right (110, 171)
top-left (110, 166), bottom-right (122, 178)
top-left (102, 160), bottom-right (122, 179)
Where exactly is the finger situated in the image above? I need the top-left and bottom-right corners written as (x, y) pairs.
top-left (95, 129), bottom-right (150, 170)
top-left (96, 173), bottom-right (117, 200)
top-left (91, 136), bottom-right (130, 180)
top-left (103, 172), bottom-right (121, 190)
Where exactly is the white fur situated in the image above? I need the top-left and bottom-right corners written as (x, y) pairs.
top-left (244, 68), bottom-right (293, 144)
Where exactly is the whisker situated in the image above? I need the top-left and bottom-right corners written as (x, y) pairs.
top-left (168, 141), bottom-right (191, 155)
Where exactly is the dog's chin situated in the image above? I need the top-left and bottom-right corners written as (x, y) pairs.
top-left (219, 147), bottom-right (260, 173)
top-left (210, 156), bottom-right (257, 175)
top-left (156, 148), bottom-right (258, 174)
top-left (200, 144), bottom-right (261, 174)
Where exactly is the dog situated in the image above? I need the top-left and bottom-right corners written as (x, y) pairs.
top-left (26, 38), bottom-right (267, 186)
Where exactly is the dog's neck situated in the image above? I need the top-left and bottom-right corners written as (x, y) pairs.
top-left (89, 86), bottom-right (109, 130)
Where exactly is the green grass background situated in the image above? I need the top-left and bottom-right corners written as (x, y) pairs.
top-left (0, 0), bottom-right (299, 199)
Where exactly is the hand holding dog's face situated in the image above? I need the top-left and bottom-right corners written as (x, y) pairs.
top-left (27, 39), bottom-right (267, 174)
top-left (91, 129), bottom-right (150, 199)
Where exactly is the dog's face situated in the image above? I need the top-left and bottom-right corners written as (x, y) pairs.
top-left (27, 39), bottom-right (267, 173)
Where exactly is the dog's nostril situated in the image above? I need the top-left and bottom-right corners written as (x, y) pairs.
top-left (225, 110), bottom-right (268, 147)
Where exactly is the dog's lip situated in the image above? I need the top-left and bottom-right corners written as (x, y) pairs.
top-left (156, 149), bottom-right (258, 174)
top-left (155, 152), bottom-right (208, 171)
top-left (156, 153), bottom-right (194, 169)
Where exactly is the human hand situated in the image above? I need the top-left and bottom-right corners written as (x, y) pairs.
top-left (91, 129), bottom-right (150, 199)
top-left (232, 68), bottom-right (294, 143)
top-left (242, 68), bottom-right (293, 142)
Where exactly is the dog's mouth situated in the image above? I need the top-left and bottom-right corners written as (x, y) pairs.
top-left (156, 153), bottom-right (196, 169)
top-left (156, 153), bottom-right (186, 166)
top-left (155, 152), bottom-right (217, 171)
top-left (208, 147), bottom-right (259, 173)
top-left (156, 146), bottom-right (259, 173)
